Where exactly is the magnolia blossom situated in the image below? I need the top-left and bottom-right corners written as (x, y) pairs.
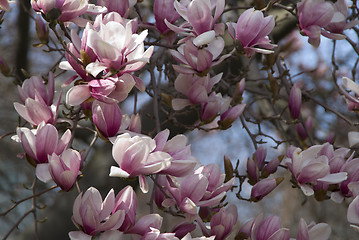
top-left (36, 149), bottom-right (82, 191)
top-left (218, 103), bottom-right (246, 129)
top-left (172, 73), bottom-right (222, 110)
top-left (98, 0), bottom-right (136, 17)
top-left (154, 0), bottom-right (180, 34)
top-left (285, 144), bottom-right (348, 196)
top-left (31, 0), bottom-right (89, 23)
top-left (92, 100), bottom-right (122, 138)
top-left (14, 73), bottom-right (60, 126)
top-left (209, 205), bottom-right (238, 240)
top-left (296, 218), bottom-right (331, 240)
top-left (84, 16), bottom-right (154, 77)
top-left (250, 178), bottom-right (283, 202)
top-left (70, 187), bottom-right (125, 239)
top-left (112, 186), bottom-right (137, 232)
top-left (154, 129), bottom-right (197, 177)
top-left (227, 8), bottom-right (276, 57)
top-left (238, 214), bottom-right (290, 240)
top-left (170, 37), bottom-right (228, 75)
top-left (0, 0), bottom-right (10, 11)
top-left (110, 133), bottom-right (172, 193)
top-left (289, 84), bottom-right (302, 119)
top-left (297, 0), bottom-right (336, 47)
top-left (66, 74), bottom-right (135, 106)
top-left (16, 122), bottom-right (71, 165)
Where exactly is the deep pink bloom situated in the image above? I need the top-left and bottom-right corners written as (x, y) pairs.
top-left (112, 185), bottom-right (137, 232)
top-left (92, 100), bottom-right (122, 138)
top-left (210, 205), bottom-right (238, 240)
top-left (16, 122), bottom-right (71, 164)
top-left (297, 0), bottom-right (335, 47)
top-left (227, 8), bottom-right (276, 57)
top-left (154, 0), bottom-right (180, 34)
top-left (239, 214), bottom-right (290, 240)
top-left (110, 133), bottom-right (172, 193)
top-left (70, 187), bottom-right (125, 238)
top-left (250, 178), bottom-right (283, 202)
top-left (97, 0), bottom-right (135, 17)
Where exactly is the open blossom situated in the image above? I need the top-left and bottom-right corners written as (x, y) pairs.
top-left (31, 0), bottom-right (89, 23)
top-left (84, 15), bottom-right (154, 77)
top-left (238, 214), bottom-right (290, 240)
top-left (285, 143), bottom-right (348, 196)
top-left (16, 122), bottom-right (71, 165)
top-left (227, 8), bottom-right (276, 57)
top-left (154, 129), bottom-right (197, 177)
top-left (109, 133), bottom-right (172, 193)
top-left (297, 0), bottom-right (336, 47)
top-left (14, 73), bottom-right (60, 126)
top-left (69, 187), bottom-right (125, 239)
top-left (66, 74), bottom-right (135, 106)
top-left (210, 205), bottom-right (238, 240)
top-left (296, 218), bottom-right (331, 240)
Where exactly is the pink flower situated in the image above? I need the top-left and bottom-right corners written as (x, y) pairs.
top-left (66, 74), bottom-right (135, 105)
top-left (32, 0), bottom-right (88, 23)
top-left (16, 122), bottom-right (71, 165)
top-left (0, 0), bottom-right (10, 11)
top-left (289, 84), bottom-right (302, 119)
top-left (36, 149), bottom-right (81, 191)
top-left (250, 178), bottom-right (283, 202)
top-left (238, 214), bottom-right (290, 240)
top-left (218, 103), bottom-right (246, 129)
top-left (154, 0), bottom-right (180, 34)
top-left (110, 133), bottom-right (172, 193)
top-left (112, 186), bottom-right (137, 232)
top-left (227, 8), bottom-right (276, 57)
top-left (84, 16), bottom-right (154, 77)
top-left (97, 0), bottom-right (136, 17)
top-left (154, 129), bottom-right (197, 177)
top-left (296, 218), bottom-right (331, 240)
top-left (92, 100), bottom-right (122, 138)
top-left (210, 205), bottom-right (238, 240)
top-left (70, 187), bottom-right (125, 238)
top-left (297, 0), bottom-right (335, 47)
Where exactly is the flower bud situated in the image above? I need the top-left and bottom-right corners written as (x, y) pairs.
top-left (218, 104), bottom-right (245, 130)
top-left (289, 84), bottom-right (302, 119)
top-left (233, 78), bottom-right (245, 104)
top-left (35, 15), bottom-right (49, 44)
top-left (92, 101), bottom-right (122, 138)
top-left (250, 178), bottom-right (283, 202)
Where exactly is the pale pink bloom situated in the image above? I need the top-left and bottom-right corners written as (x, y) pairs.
top-left (36, 149), bottom-right (81, 191)
top-left (92, 100), bottom-right (122, 138)
top-left (297, 0), bottom-right (336, 47)
top-left (289, 84), bottom-right (302, 119)
top-left (126, 214), bottom-right (163, 236)
top-left (16, 122), bottom-right (71, 164)
top-left (324, 0), bottom-right (359, 35)
top-left (17, 73), bottom-right (54, 106)
top-left (66, 74), bottom-right (135, 105)
top-left (70, 187), bottom-right (125, 238)
top-left (166, 0), bottom-right (225, 36)
top-left (141, 228), bottom-right (178, 240)
top-left (181, 234), bottom-right (215, 240)
top-left (250, 178), bottom-right (283, 202)
top-left (170, 38), bottom-right (228, 74)
top-left (110, 133), bottom-right (172, 193)
top-left (172, 73), bottom-right (222, 110)
top-left (84, 17), bottom-right (154, 77)
top-left (296, 218), bottom-right (331, 240)
top-left (238, 214), bottom-right (290, 240)
top-left (227, 8), bottom-right (276, 57)
top-left (112, 186), bottom-right (137, 232)
top-left (210, 204), bottom-right (238, 240)
top-left (31, 0), bottom-right (88, 23)
top-left (120, 113), bottom-right (142, 134)
top-left (0, 0), bottom-right (10, 11)
top-left (154, 0), bottom-right (180, 34)
top-left (285, 144), bottom-right (347, 196)
top-left (97, 0), bottom-right (136, 17)
top-left (154, 129), bottom-right (197, 177)
top-left (347, 196), bottom-right (359, 232)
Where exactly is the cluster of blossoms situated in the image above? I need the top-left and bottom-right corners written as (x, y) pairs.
top-left (4, 0), bottom-right (359, 239)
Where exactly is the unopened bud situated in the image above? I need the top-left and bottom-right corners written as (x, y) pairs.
top-left (224, 155), bottom-right (234, 183)
top-left (35, 16), bottom-right (49, 44)
top-left (289, 84), bottom-right (302, 119)
top-left (218, 104), bottom-right (245, 129)
top-left (233, 78), bottom-right (245, 104)
top-left (250, 178), bottom-right (283, 202)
